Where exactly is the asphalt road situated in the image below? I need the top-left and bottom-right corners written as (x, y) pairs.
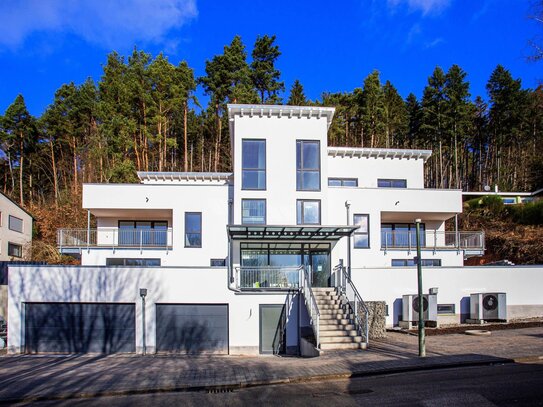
top-left (14, 361), bottom-right (543, 406)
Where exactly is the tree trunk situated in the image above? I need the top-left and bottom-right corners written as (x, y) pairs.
top-left (19, 132), bottom-right (24, 206)
top-left (184, 101), bottom-right (188, 172)
top-left (50, 138), bottom-right (59, 206)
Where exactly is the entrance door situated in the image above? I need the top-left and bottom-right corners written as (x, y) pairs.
top-left (259, 304), bottom-right (285, 354)
top-left (307, 251), bottom-right (331, 287)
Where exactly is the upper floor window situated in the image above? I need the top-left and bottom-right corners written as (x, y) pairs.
top-left (242, 199), bottom-right (266, 225)
top-left (297, 140), bottom-right (320, 191)
top-left (242, 139), bottom-right (266, 190)
top-left (118, 221), bottom-right (168, 246)
top-left (296, 200), bottom-right (321, 225)
top-left (328, 178), bottom-right (358, 187)
top-left (8, 215), bottom-right (23, 233)
top-left (8, 242), bottom-right (22, 258)
top-left (381, 223), bottom-right (426, 248)
top-left (353, 214), bottom-right (369, 248)
top-left (378, 179), bottom-right (407, 188)
top-left (185, 212), bottom-right (202, 248)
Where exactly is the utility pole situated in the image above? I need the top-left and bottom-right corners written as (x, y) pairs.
top-left (415, 219), bottom-right (426, 357)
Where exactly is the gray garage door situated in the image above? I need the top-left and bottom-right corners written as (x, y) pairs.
top-left (25, 303), bottom-right (135, 354)
top-left (156, 304), bottom-right (228, 354)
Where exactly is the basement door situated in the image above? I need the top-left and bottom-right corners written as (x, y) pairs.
top-left (156, 304), bottom-right (228, 354)
top-left (259, 304), bottom-right (286, 354)
top-left (24, 303), bottom-right (136, 354)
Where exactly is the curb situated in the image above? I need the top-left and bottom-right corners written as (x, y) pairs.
top-left (0, 356), bottom-right (515, 404)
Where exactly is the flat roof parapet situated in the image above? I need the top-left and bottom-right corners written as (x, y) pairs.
top-left (328, 147), bottom-right (432, 161)
top-left (137, 171), bottom-right (233, 184)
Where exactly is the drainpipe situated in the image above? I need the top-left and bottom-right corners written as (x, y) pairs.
top-left (87, 210), bottom-right (91, 252)
top-left (345, 201), bottom-right (352, 279)
top-left (139, 288), bottom-right (147, 355)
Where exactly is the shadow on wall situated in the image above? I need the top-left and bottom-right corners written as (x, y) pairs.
top-left (393, 298), bottom-right (402, 326)
top-left (460, 296), bottom-right (470, 323)
top-left (9, 266), bottom-right (162, 354)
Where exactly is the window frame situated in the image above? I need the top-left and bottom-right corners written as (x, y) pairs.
top-left (381, 223), bottom-right (426, 247)
top-left (106, 258), bottom-right (161, 267)
top-left (242, 139), bottom-right (267, 191)
top-left (296, 199), bottom-right (321, 225)
top-left (437, 304), bottom-right (456, 315)
top-left (328, 178), bottom-right (358, 187)
top-left (8, 242), bottom-right (22, 258)
top-left (377, 179), bottom-right (407, 188)
top-left (391, 258), bottom-right (441, 267)
top-left (8, 215), bottom-right (23, 233)
top-left (353, 214), bottom-right (370, 249)
top-left (296, 140), bottom-right (321, 191)
top-left (185, 212), bottom-right (202, 248)
top-left (241, 199), bottom-right (267, 225)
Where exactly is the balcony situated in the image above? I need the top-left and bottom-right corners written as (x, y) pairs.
top-left (57, 228), bottom-right (173, 251)
top-left (381, 230), bottom-right (485, 255)
top-left (234, 266), bottom-right (302, 290)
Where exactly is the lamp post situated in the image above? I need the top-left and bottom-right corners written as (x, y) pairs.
top-left (139, 288), bottom-right (147, 355)
top-left (415, 219), bottom-right (426, 357)
top-left (345, 201), bottom-right (352, 280)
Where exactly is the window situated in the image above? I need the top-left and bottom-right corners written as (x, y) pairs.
top-left (185, 212), bottom-right (202, 247)
top-left (106, 258), bottom-right (161, 266)
top-left (8, 242), bottom-right (22, 258)
top-left (242, 139), bottom-right (266, 190)
top-left (437, 304), bottom-right (456, 315)
top-left (296, 140), bottom-right (320, 191)
top-left (210, 258), bottom-right (227, 267)
top-left (118, 221), bottom-right (168, 246)
top-left (296, 200), bottom-right (321, 225)
top-left (8, 215), bottom-right (23, 233)
top-left (378, 179), bottom-right (407, 188)
top-left (328, 178), bottom-right (358, 187)
top-left (353, 214), bottom-right (370, 248)
top-left (381, 223), bottom-right (426, 247)
top-left (242, 199), bottom-right (266, 225)
top-left (391, 259), bottom-right (441, 267)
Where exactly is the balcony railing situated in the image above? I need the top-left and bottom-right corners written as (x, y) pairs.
top-left (57, 228), bottom-right (173, 250)
top-left (235, 266), bottom-right (302, 290)
top-left (381, 230), bottom-right (485, 252)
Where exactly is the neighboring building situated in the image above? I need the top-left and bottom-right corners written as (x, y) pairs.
top-left (7, 104), bottom-right (543, 357)
top-left (462, 187), bottom-right (543, 205)
top-left (0, 191), bottom-right (33, 261)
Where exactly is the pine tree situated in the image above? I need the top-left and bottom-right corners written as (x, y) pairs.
top-left (405, 93), bottom-right (422, 149)
top-left (287, 80), bottom-right (307, 105)
top-left (251, 35), bottom-right (284, 104)
top-left (382, 80), bottom-right (408, 148)
top-left (358, 70), bottom-right (385, 148)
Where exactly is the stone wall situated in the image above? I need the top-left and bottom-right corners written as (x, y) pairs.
top-left (364, 301), bottom-right (387, 339)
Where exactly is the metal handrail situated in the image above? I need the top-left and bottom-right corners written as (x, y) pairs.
top-left (235, 266), bottom-right (301, 289)
top-left (300, 266), bottom-right (320, 348)
top-left (381, 230), bottom-right (484, 251)
top-left (57, 228), bottom-right (173, 248)
top-left (335, 265), bottom-right (369, 347)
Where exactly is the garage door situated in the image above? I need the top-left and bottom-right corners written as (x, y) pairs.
top-left (156, 304), bottom-right (228, 354)
top-left (25, 303), bottom-right (135, 354)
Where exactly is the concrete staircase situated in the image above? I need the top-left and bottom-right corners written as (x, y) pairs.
top-left (313, 287), bottom-right (367, 351)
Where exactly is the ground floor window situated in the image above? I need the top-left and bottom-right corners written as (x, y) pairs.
top-left (391, 258), bottom-right (441, 267)
top-left (437, 304), bottom-right (456, 314)
top-left (8, 242), bottom-right (22, 258)
top-left (381, 223), bottom-right (426, 247)
top-left (106, 258), bottom-right (161, 266)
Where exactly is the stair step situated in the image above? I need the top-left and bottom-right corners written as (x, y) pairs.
top-left (317, 304), bottom-right (342, 310)
top-left (320, 330), bottom-right (360, 337)
top-left (315, 299), bottom-right (343, 305)
top-left (320, 318), bottom-right (353, 326)
top-left (320, 335), bottom-right (363, 344)
top-left (319, 310), bottom-right (353, 317)
top-left (320, 342), bottom-right (367, 351)
top-left (320, 323), bottom-right (355, 330)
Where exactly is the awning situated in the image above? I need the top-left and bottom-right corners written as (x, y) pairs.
top-left (227, 225), bottom-right (358, 240)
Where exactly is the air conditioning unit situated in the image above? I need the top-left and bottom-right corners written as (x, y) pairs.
top-left (470, 292), bottom-right (507, 322)
top-left (402, 293), bottom-right (437, 324)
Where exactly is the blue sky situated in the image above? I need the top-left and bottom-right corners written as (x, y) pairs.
top-left (0, 0), bottom-right (541, 116)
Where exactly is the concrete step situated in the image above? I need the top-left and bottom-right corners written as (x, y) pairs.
top-left (320, 335), bottom-right (363, 344)
top-left (320, 342), bottom-right (367, 351)
top-left (315, 295), bottom-right (340, 302)
top-left (315, 298), bottom-right (343, 305)
top-left (320, 318), bottom-right (353, 326)
top-left (320, 329), bottom-right (360, 337)
top-left (316, 304), bottom-right (342, 310)
top-left (319, 309), bottom-right (353, 317)
top-left (319, 323), bottom-right (355, 331)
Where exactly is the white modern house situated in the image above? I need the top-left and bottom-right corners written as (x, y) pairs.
top-left (0, 191), bottom-right (33, 262)
top-left (7, 104), bottom-right (543, 356)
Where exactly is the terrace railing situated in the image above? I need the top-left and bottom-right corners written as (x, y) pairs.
top-left (235, 266), bottom-right (302, 290)
top-left (57, 228), bottom-right (173, 250)
top-left (381, 230), bottom-right (484, 253)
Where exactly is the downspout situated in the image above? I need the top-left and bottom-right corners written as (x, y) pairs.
top-left (227, 198), bottom-right (240, 292)
top-left (345, 201), bottom-right (352, 279)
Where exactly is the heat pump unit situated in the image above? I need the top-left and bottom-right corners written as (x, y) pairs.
top-left (402, 294), bottom-right (437, 323)
top-left (470, 293), bottom-right (507, 322)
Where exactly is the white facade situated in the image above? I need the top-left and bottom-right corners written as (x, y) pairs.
top-left (0, 191), bottom-right (33, 261)
top-left (9, 104), bottom-right (542, 356)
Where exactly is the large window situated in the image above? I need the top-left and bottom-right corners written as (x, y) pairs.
top-left (391, 259), bottom-right (441, 267)
top-left (185, 212), bottom-right (202, 248)
top-left (296, 200), bottom-right (321, 225)
top-left (381, 223), bottom-right (426, 247)
top-left (353, 214), bottom-right (370, 248)
top-left (8, 242), bottom-right (22, 258)
top-left (242, 139), bottom-right (266, 190)
top-left (296, 140), bottom-right (320, 191)
top-left (118, 221), bottom-right (168, 246)
top-left (8, 215), bottom-right (23, 233)
top-left (242, 199), bottom-right (266, 225)
top-left (378, 179), bottom-right (407, 188)
top-left (106, 258), bottom-right (161, 266)
top-left (328, 178), bottom-right (358, 187)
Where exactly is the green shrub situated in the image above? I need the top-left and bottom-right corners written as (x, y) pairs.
top-left (480, 195), bottom-right (505, 215)
top-left (510, 200), bottom-right (543, 225)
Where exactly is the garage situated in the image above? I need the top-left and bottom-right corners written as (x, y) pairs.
top-left (156, 304), bottom-right (228, 354)
top-left (24, 303), bottom-right (135, 354)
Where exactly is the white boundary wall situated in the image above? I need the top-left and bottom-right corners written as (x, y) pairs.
top-left (351, 266), bottom-right (543, 326)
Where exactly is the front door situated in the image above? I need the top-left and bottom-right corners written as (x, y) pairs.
top-left (307, 250), bottom-right (331, 287)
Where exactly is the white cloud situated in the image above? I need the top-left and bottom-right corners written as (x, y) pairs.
top-left (424, 37), bottom-right (444, 48)
top-left (0, 0), bottom-right (198, 49)
top-left (387, 0), bottom-right (451, 16)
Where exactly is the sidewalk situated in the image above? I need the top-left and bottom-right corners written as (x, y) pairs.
top-left (0, 327), bottom-right (541, 403)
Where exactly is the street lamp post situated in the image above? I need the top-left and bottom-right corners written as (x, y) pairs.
top-left (415, 219), bottom-right (426, 357)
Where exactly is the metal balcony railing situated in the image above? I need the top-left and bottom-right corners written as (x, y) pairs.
top-left (381, 230), bottom-right (485, 252)
top-left (57, 228), bottom-right (173, 250)
top-left (235, 266), bottom-right (302, 290)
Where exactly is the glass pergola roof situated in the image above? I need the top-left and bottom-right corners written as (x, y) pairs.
top-left (227, 225), bottom-right (358, 240)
